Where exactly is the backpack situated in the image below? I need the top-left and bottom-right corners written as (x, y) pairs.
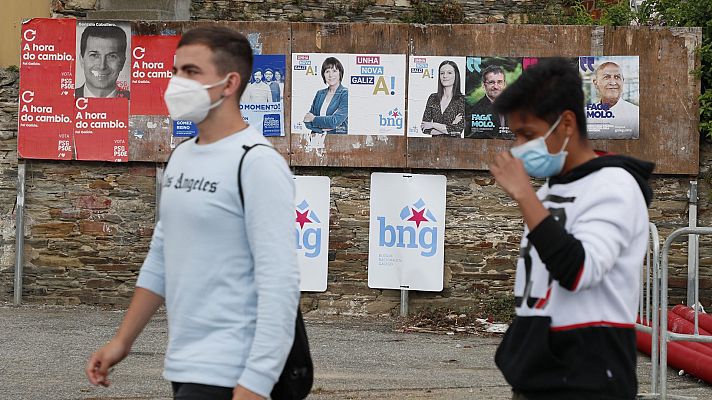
top-left (238, 144), bottom-right (314, 400)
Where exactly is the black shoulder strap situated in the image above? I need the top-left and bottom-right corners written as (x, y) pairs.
top-left (238, 143), bottom-right (272, 209)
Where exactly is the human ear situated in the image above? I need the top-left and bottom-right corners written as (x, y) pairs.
top-left (561, 110), bottom-right (577, 138)
top-left (225, 72), bottom-right (242, 97)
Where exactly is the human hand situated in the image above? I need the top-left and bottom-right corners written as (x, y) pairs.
top-left (233, 385), bottom-right (266, 400)
top-left (489, 151), bottom-right (535, 202)
top-left (85, 339), bottom-right (130, 387)
top-left (452, 113), bottom-right (462, 125)
top-left (304, 113), bottom-right (315, 123)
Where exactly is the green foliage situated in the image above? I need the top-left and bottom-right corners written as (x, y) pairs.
top-left (480, 294), bottom-right (516, 323)
top-left (524, 0), bottom-right (592, 25)
top-left (599, 1), bottom-right (636, 26)
top-left (402, 0), bottom-right (464, 24)
top-left (643, 0), bottom-right (712, 139)
top-left (325, 3), bottom-right (347, 20)
top-left (351, 0), bottom-right (376, 15)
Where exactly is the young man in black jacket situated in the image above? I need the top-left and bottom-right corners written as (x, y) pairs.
top-left (489, 58), bottom-right (654, 400)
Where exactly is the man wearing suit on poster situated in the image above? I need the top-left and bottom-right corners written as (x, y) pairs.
top-left (304, 57), bottom-right (348, 134)
top-left (76, 25), bottom-right (130, 99)
top-left (468, 65), bottom-right (512, 139)
top-left (589, 61), bottom-right (639, 139)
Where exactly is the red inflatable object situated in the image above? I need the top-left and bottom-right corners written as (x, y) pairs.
top-left (636, 330), bottom-right (712, 384)
top-left (671, 304), bottom-right (712, 334)
top-left (667, 310), bottom-right (712, 336)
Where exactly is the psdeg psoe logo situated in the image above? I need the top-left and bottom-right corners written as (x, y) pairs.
top-left (377, 198), bottom-right (438, 257)
top-left (296, 199), bottom-right (322, 258)
top-left (379, 107), bottom-right (403, 130)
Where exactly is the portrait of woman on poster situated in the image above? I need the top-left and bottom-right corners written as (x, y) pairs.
top-left (274, 69), bottom-right (285, 100)
top-left (421, 60), bottom-right (465, 137)
top-left (304, 57), bottom-right (348, 134)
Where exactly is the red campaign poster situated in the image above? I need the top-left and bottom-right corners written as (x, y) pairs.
top-left (130, 35), bottom-right (180, 115)
top-left (73, 21), bottom-right (132, 162)
top-left (73, 97), bottom-right (129, 162)
top-left (18, 18), bottom-right (76, 160)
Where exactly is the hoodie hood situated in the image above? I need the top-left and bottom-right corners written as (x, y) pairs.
top-left (548, 154), bottom-right (655, 207)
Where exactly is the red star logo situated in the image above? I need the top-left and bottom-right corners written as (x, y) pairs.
top-left (392, 110), bottom-right (400, 118)
top-left (407, 208), bottom-right (428, 228)
top-left (296, 210), bottom-right (312, 229)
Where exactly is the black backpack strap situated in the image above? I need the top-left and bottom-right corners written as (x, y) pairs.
top-left (238, 143), bottom-right (273, 209)
top-left (238, 143), bottom-right (313, 399)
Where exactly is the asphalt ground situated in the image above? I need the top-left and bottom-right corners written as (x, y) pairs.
top-left (1, 304), bottom-right (711, 400)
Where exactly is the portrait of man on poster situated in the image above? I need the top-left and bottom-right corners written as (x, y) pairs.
top-left (75, 24), bottom-right (130, 99)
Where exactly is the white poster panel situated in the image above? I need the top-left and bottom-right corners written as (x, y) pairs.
top-left (291, 53), bottom-right (350, 135)
top-left (294, 176), bottom-right (330, 292)
top-left (580, 55), bottom-right (639, 139)
top-left (368, 173), bottom-right (446, 292)
top-left (407, 56), bottom-right (467, 138)
top-left (347, 54), bottom-right (406, 135)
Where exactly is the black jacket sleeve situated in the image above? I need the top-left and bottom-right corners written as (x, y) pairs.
top-left (527, 215), bottom-right (585, 290)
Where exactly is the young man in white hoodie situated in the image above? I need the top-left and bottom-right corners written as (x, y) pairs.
top-left (85, 26), bottom-right (299, 400)
top-left (490, 58), bottom-right (654, 400)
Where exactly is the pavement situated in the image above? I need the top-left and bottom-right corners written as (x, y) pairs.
top-left (1, 304), bottom-right (711, 400)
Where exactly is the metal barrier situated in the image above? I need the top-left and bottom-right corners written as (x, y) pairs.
top-left (637, 222), bottom-right (661, 397)
top-left (659, 226), bottom-right (712, 399)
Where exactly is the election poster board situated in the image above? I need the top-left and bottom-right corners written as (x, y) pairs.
top-left (407, 56), bottom-right (466, 138)
top-left (291, 53), bottom-right (406, 136)
top-left (18, 18), bottom-right (76, 160)
top-left (294, 176), bottom-right (330, 292)
top-left (130, 35), bottom-right (180, 116)
top-left (240, 54), bottom-right (287, 136)
top-left (464, 57), bottom-right (523, 139)
top-left (368, 173), bottom-right (446, 292)
top-left (580, 56), bottom-right (640, 139)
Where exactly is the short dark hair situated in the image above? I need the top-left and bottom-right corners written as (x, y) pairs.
top-left (493, 58), bottom-right (587, 137)
top-left (80, 25), bottom-right (127, 57)
top-left (481, 65), bottom-right (505, 84)
top-left (321, 57), bottom-right (344, 84)
top-left (178, 26), bottom-right (254, 97)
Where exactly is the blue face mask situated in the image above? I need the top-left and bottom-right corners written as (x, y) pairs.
top-left (510, 115), bottom-right (568, 178)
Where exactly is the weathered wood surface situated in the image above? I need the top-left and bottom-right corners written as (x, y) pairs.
top-left (51, 22), bottom-right (702, 174)
top-left (594, 26), bottom-right (701, 175)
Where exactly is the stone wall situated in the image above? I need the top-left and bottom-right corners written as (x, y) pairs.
top-left (190, 0), bottom-right (530, 24)
top-left (0, 68), bottom-right (20, 299)
top-left (52, 0), bottom-right (531, 23)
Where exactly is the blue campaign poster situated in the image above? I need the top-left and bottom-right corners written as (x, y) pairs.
top-left (240, 54), bottom-right (286, 137)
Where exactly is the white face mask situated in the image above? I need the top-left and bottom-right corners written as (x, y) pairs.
top-left (163, 75), bottom-right (229, 123)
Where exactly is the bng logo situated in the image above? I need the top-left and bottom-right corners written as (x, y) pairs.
top-left (377, 198), bottom-right (438, 257)
top-left (379, 108), bottom-right (404, 130)
top-left (296, 199), bottom-right (322, 258)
